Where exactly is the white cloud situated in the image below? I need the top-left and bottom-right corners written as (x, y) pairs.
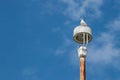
top-left (54, 17), bottom-right (120, 72)
top-left (22, 67), bottom-right (40, 80)
top-left (51, 27), bottom-right (61, 33)
top-left (61, 0), bottom-right (103, 20)
top-left (87, 17), bottom-right (120, 65)
top-left (55, 48), bottom-right (66, 55)
top-left (54, 37), bottom-right (73, 55)
top-left (54, 17), bottom-right (120, 71)
top-left (106, 17), bottom-right (120, 32)
top-left (68, 16), bottom-right (120, 80)
top-left (69, 48), bottom-right (79, 66)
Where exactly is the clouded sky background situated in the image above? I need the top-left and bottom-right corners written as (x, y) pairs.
top-left (0, 0), bottom-right (120, 80)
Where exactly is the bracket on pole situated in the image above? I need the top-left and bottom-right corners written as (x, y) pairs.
top-left (78, 46), bottom-right (87, 58)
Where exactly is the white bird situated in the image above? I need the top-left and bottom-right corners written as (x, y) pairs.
top-left (80, 19), bottom-right (87, 26)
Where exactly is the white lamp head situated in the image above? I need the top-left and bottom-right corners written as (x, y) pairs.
top-left (73, 19), bottom-right (92, 44)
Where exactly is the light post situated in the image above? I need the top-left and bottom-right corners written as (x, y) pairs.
top-left (73, 19), bottom-right (92, 80)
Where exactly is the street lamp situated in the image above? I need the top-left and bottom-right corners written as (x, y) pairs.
top-left (73, 19), bottom-right (92, 80)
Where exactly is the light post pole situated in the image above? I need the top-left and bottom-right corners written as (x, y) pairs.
top-left (73, 19), bottom-right (92, 80)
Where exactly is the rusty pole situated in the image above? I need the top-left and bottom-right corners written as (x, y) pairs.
top-left (78, 46), bottom-right (87, 80)
top-left (80, 57), bottom-right (86, 80)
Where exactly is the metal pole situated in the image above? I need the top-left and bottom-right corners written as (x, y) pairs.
top-left (80, 57), bottom-right (86, 80)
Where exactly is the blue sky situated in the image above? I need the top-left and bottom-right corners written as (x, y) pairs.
top-left (0, 0), bottom-right (120, 80)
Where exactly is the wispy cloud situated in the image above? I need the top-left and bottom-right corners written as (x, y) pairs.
top-left (61, 0), bottom-right (103, 20)
top-left (69, 16), bottom-right (120, 79)
top-left (24, 0), bottom-right (103, 21)
top-left (88, 17), bottom-right (120, 65)
top-left (54, 36), bottom-right (73, 55)
top-left (54, 16), bottom-right (120, 70)
top-left (22, 67), bottom-right (40, 80)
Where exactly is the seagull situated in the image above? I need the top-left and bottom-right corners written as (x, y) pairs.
top-left (80, 19), bottom-right (87, 26)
